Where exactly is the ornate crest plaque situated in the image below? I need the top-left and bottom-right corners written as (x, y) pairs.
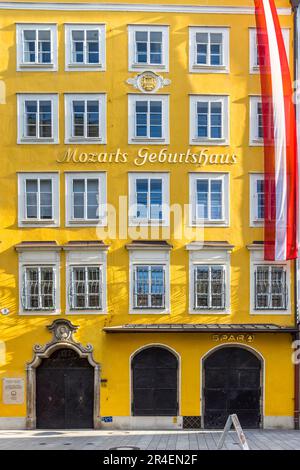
top-left (127, 71), bottom-right (171, 93)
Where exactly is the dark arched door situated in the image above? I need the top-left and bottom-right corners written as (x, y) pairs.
top-left (132, 347), bottom-right (178, 416)
top-left (204, 347), bottom-right (262, 429)
top-left (36, 348), bottom-right (94, 429)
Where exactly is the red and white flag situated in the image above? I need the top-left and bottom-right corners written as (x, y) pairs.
top-left (255, 0), bottom-right (298, 260)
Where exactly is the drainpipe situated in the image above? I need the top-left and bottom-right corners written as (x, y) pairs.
top-left (291, 0), bottom-right (300, 430)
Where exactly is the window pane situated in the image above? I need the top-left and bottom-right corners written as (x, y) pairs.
top-left (197, 102), bottom-right (208, 138)
top-left (136, 179), bottom-right (148, 219)
top-left (26, 180), bottom-right (38, 218)
top-left (151, 266), bottom-right (164, 307)
top-left (40, 179), bottom-right (52, 219)
top-left (87, 101), bottom-right (99, 138)
top-left (135, 31), bottom-right (148, 63)
top-left (87, 179), bottom-right (99, 219)
top-left (150, 179), bottom-right (162, 220)
top-left (73, 179), bottom-right (85, 218)
top-left (25, 101), bottom-right (37, 137)
top-left (210, 102), bottom-right (222, 139)
top-left (210, 180), bottom-right (223, 220)
top-left (136, 266), bottom-right (149, 307)
top-left (39, 101), bottom-right (52, 138)
top-left (196, 179), bottom-right (208, 219)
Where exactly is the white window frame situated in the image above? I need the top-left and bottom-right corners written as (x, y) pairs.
top-left (189, 172), bottom-right (229, 227)
top-left (17, 93), bottom-right (59, 144)
top-left (189, 95), bottom-right (229, 145)
top-left (65, 23), bottom-right (106, 72)
top-left (128, 248), bottom-right (170, 314)
top-left (249, 27), bottom-right (289, 74)
top-left (249, 248), bottom-right (291, 314)
top-left (249, 96), bottom-right (264, 146)
top-left (65, 249), bottom-right (107, 315)
top-left (16, 23), bottom-right (58, 71)
top-left (128, 172), bottom-right (169, 226)
top-left (64, 93), bottom-right (106, 144)
top-left (187, 246), bottom-right (231, 314)
top-left (250, 173), bottom-right (264, 227)
top-left (128, 94), bottom-right (169, 144)
top-left (65, 172), bottom-right (107, 227)
top-left (128, 24), bottom-right (169, 72)
top-left (18, 250), bottom-right (60, 316)
top-left (18, 172), bottom-right (59, 227)
top-left (189, 26), bottom-right (229, 73)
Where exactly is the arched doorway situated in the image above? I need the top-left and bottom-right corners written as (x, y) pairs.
top-left (36, 348), bottom-right (94, 429)
top-left (203, 346), bottom-right (262, 429)
top-left (132, 346), bottom-right (178, 416)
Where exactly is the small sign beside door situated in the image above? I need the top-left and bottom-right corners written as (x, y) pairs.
top-left (2, 378), bottom-right (24, 404)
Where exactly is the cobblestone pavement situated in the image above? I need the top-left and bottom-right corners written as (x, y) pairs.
top-left (0, 429), bottom-right (299, 450)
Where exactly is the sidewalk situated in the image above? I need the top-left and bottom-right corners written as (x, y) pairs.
top-left (0, 429), bottom-right (299, 450)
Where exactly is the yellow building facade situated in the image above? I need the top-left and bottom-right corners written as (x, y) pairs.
top-left (0, 0), bottom-right (298, 430)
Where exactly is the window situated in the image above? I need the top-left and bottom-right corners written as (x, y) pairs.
top-left (65, 94), bottom-right (106, 143)
top-left (69, 266), bottom-right (102, 310)
top-left (17, 94), bottom-right (58, 144)
top-left (65, 247), bottom-right (107, 314)
top-left (254, 265), bottom-right (287, 310)
top-left (187, 242), bottom-right (231, 314)
top-left (133, 265), bottom-right (165, 309)
top-left (18, 172), bottom-right (59, 227)
top-left (22, 266), bottom-right (55, 311)
top-left (189, 173), bottom-right (229, 226)
top-left (65, 172), bottom-right (106, 226)
top-left (128, 25), bottom-right (169, 71)
top-left (128, 172), bottom-right (169, 226)
top-left (249, 28), bottom-right (289, 73)
top-left (250, 174), bottom-right (264, 226)
top-left (194, 265), bottom-right (225, 310)
top-left (250, 96), bottom-right (263, 144)
top-left (190, 95), bottom-right (229, 145)
top-left (65, 24), bottom-right (106, 71)
top-left (128, 246), bottom-right (170, 314)
top-left (16, 23), bottom-right (58, 71)
top-left (189, 27), bottom-right (229, 72)
top-left (128, 95), bottom-right (169, 144)
top-left (249, 246), bottom-right (290, 314)
top-left (17, 247), bottom-right (60, 315)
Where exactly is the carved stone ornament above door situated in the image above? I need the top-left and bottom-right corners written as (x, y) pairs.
top-left (126, 71), bottom-right (171, 93)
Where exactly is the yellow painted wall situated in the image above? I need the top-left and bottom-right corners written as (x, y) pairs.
top-left (0, 0), bottom-right (296, 422)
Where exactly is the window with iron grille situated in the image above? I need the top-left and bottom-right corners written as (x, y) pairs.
top-left (133, 265), bottom-right (165, 309)
top-left (22, 266), bottom-right (55, 311)
top-left (69, 266), bottom-right (102, 310)
top-left (194, 265), bottom-right (225, 310)
top-left (254, 265), bottom-right (287, 310)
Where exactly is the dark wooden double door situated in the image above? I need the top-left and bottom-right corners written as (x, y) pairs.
top-left (132, 347), bottom-right (178, 416)
top-left (204, 347), bottom-right (262, 429)
top-left (36, 349), bottom-right (94, 429)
